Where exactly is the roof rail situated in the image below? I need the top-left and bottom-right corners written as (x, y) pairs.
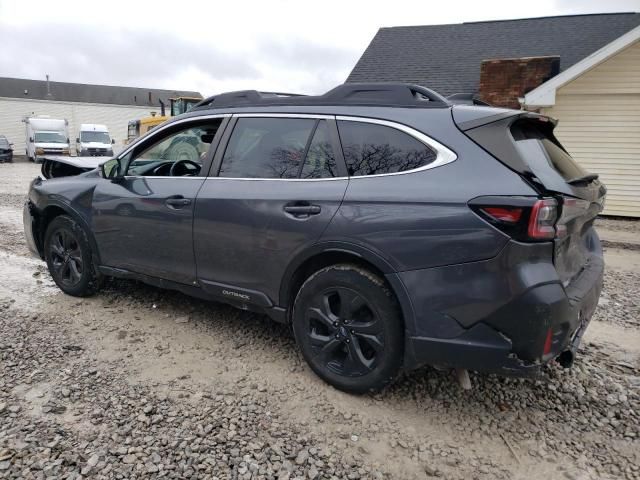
top-left (192, 83), bottom-right (451, 110)
top-left (193, 90), bottom-right (304, 109)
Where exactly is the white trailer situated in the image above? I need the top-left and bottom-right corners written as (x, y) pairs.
top-left (24, 117), bottom-right (70, 163)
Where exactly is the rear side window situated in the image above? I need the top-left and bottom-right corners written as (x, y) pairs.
top-left (337, 121), bottom-right (437, 176)
top-left (220, 118), bottom-right (315, 178)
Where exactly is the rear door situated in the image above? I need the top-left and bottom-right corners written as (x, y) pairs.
top-left (193, 114), bottom-right (348, 305)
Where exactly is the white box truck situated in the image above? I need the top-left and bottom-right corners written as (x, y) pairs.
top-left (24, 117), bottom-right (70, 163)
top-left (75, 124), bottom-right (114, 157)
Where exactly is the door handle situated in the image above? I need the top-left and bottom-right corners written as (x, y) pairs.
top-left (165, 195), bottom-right (191, 209)
top-left (283, 203), bottom-right (321, 217)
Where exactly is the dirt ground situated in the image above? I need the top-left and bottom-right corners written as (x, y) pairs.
top-left (0, 161), bottom-right (638, 480)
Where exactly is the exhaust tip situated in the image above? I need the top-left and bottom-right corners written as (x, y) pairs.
top-left (557, 350), bottom-right (574, 369)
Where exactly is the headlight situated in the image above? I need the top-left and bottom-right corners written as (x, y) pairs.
top-left (35, 147), bottom-right (44, 155)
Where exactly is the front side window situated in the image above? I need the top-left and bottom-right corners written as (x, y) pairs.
top-left (219, 118), bottom-right (315, 179)
top-left (337, 121), bottom-right (437, 176)
top-left (126, 120), bottom-right (221, 177)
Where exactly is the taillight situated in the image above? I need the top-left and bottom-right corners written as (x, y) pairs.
top-left (555, 197), bottom-right (590, 239)
top-left (528, 199), bottom-right (557, 240)
top-left (469, 196), bottom-right (559, 242)
top-left (542, 328), bottom-right (553, 356)
top-left (481, 207), bottom-right (522, 223)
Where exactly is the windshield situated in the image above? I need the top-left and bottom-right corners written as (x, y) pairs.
top-left (34, 132), bottom-right (67, 144)
top-left (81, 131), bottom-right (110, 144)
top-left (0, 137), bottom-right (9, 148)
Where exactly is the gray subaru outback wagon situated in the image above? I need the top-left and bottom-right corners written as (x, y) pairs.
top-left (24, 83), bottom-right (605, 393)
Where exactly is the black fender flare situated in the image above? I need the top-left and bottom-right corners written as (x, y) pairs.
top-left (37, 200), bottom-right (102, 266)
top-left (278, 241), bottom-right (417, 332)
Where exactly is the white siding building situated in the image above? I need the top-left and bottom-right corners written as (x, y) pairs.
top-left (0, 77), bottom-right (201, 155)
top-left (525, 26), bottom-right (640, 217)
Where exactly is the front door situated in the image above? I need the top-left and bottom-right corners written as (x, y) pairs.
top-left (92, 118), bottom-right (225, 284)
top-left (193, 115), bottom-right (348, 304)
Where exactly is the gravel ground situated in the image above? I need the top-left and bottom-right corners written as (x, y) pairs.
top-left (0, 162), bottom-right (639, 480)
top-left (595, 268), bottom-right (640, 329)
top-left (596, 217), bottom-right (640, 235)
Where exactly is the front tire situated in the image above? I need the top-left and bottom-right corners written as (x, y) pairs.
top-left (292, 264), bottom-right (404, 394)
top-left (44, 215), bottom-right (100, 297)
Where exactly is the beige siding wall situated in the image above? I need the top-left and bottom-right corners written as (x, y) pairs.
top-left (560, 41), bottom-right (640, 95)
top-left (542, 40), bottom-right (640, 217)
top-left (0, 97), bottom-right (163, 154)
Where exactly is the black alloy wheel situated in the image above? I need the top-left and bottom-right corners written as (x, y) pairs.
top-left (293, 264), bottom-right (403, 394)
top-left (306, 287), bottom-right (384, 377)
top-left (44, 215), bottom-right (100, 297)
top-left (48, 227), bottom-right (84, 287)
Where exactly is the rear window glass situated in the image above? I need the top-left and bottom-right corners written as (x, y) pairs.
top-left (220, 118), bottom-right (314, 179)
top-left (337, 121), bottom-right (437, 176)
top-left (511, 120), bottom-right (587, 182)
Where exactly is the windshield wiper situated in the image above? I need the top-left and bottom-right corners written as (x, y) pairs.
top-left (567, 173), bottom-right (599, 185)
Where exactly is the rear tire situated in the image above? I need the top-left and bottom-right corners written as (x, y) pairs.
top-left (44, 215), bottom-right (101, 297)
top-left (292, 264), bottom-right (403, 394)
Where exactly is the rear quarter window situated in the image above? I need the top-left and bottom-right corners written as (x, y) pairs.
top-left (337, 121), bottom-right (437, 176)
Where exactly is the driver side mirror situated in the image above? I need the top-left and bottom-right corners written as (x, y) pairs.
top-left (101, 157), bottom-right (124, 183)
top-left (29, 137), bottom-right (34, 143)
top-left (111, 139), bottom-right (115, 144)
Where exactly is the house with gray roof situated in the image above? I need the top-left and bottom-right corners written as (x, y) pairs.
top-left (0, 76), bottom-right (201, 154)
top-left (348, 13), bottom-right (640, 217)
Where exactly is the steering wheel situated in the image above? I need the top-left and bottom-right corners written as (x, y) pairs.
top-left (169, 159), bottom-right (200, 177)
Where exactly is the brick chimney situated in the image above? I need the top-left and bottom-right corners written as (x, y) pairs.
top-left (478, 56), bottom-right (560, 109)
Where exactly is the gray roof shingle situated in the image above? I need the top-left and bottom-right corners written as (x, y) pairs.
top-left (0, 77), bottom-right (201, 106)
top-left (346, 13), bottom-right (640, 97)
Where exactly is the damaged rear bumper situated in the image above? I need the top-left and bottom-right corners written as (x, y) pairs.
top-left (405, 323), bottom-right (542, 376)
top-left (397, 239), bottom-right (604, 375)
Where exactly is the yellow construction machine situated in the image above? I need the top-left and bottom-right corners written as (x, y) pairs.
top-left (126, 96), bottom-right (202, 144)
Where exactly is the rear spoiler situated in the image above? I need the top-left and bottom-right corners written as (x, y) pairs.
top-left (453, 106), bottom-right (557, 131)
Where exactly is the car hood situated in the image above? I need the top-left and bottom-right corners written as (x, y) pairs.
top-left (41, 155), bottom-right (107, 169)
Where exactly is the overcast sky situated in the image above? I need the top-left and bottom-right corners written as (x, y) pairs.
top-left (1, 0), bottom-right (638, 96)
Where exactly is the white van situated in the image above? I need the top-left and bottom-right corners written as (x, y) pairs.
top-left (76, 124), bottom-right (114, 157)
top-left (25, 117), bottom-right (70, 163)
